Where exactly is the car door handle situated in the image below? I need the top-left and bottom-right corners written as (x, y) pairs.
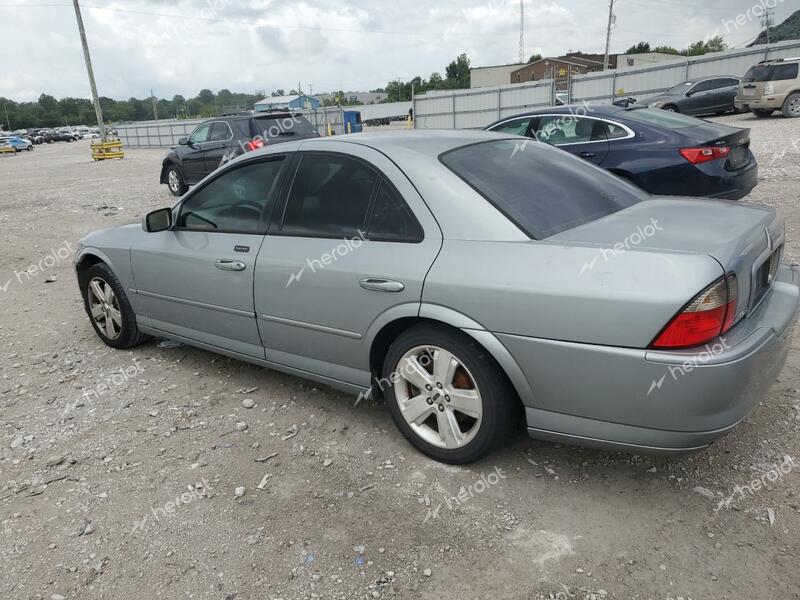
top-left (359, 278), bottom-right (405, 293)
top-left (215, 259), bottom-right (246, 272)
top-left (579, 151), bottom-right (596, 158)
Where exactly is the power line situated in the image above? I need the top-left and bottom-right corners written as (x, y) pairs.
top-left (0, 3), bottom-right (521, 37)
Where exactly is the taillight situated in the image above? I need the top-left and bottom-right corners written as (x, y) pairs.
top-left (651, 274), bottom-right (738, 349)
top-left (244, 138), bottom-right (266, 152)
top-left (679, 146), bottom-right (730, 165)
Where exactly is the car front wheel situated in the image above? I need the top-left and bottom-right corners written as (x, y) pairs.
top-left (382, 324), bottom-right (517, 464)
top-left (166, 165), bottom-right (188, 196)
top-left (79, 263), bottom-right (149, 349)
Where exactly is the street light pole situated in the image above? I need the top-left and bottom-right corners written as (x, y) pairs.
top-left (72, 0), bottom-right (107, 141)
top-left (3, 103), bottom-right (10, 131)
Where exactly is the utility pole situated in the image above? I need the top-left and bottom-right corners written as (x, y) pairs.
top-left (151, 89), bottom-right (158, 120)
top-left (2, 103), bottom-right (10, 131)
top-left (603, 0), bottom-right (615, 71)
top-left (72, 0), bottom-right (106, 141)
top-left (518, 0), bottom-right (525, 64)
top-left (762, 7), bottom-right (775, 44)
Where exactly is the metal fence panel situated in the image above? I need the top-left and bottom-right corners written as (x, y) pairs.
top-left (571, 40), bottom-right (800, 104)
top-left (414, 80), bottom-right (554, 129)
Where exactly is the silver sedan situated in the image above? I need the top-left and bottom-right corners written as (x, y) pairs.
top-left (75, 131), bottom-right (800, 464)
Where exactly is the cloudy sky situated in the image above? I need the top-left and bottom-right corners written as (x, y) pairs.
top-left (0, 0), bottom-right (791, 101)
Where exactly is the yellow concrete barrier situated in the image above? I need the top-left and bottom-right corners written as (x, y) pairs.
top-left (91, 139), bottom-right (125, 161)
top-left (0, 144), bottom-right (16, 155)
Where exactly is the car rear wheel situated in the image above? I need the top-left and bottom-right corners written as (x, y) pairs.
top-left (662, 105), bottom-right (679, 112)
top-left (26, 146), bottom-right (33, 151)
top-left (752, 108), bottom-right (774, 118)
top-left (382, 324), bottom-right (517, 464)
top-left (166, 165), bottom-right (188, 196)
top-left (79, 263), bottom-right (149, 349)
top-left (782, 93), bottom-right (800, 118)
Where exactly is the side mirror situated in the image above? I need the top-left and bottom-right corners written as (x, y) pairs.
top-left (178, 137), bottom-right (188, 145)
top-left (143, 207), bottom-right (173, 232)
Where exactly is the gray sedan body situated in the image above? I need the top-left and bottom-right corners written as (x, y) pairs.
top-left (75, 130), bottom-right (800, 458)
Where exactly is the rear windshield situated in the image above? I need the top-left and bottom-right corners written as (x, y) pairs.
top-left (622, 107), bottom-right (702, 128)
top-left (252, 114), bottom-right (317, 139)
top-left (440, 140), bottom-right (645, 239)
top-left (742, 65), bottom-right (773, 82)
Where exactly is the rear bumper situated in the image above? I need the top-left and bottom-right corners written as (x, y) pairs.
top-left (635, 156), bottom-right (757, 200)
top-left (735, 94), bottom-right (787, 111)
top-left (498, 265), bottom-right (799, 454)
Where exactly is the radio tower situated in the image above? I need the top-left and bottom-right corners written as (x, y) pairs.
top-left (519, 0), bottom-right (525, 63)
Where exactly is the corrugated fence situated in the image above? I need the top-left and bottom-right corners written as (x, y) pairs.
top-left (413, 40), bottom-right (800, 129)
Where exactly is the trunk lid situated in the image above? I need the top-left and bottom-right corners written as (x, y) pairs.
top-left (677, 122), bottom-right (752, 170)
top-left (550, 197), bottom-right (785, 318)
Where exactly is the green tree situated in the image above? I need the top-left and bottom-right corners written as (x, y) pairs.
top-left (528, 53), bottom-right (543, 63)
top-left (445, 53), bottom-right (471, 88)
top-left (625, 42), bottom-right (651, 54)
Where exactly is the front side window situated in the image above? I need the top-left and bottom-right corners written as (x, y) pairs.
top-left (490, 117), bottom-right (532, 136)
top-left (177, 158), bottom-right (286, 233)
top-left (189, 123), bottom-right (212, 144)
top-left (440, 140), bottom-right (645, 239)
top-left (772, 63), bottom-right (799, 81)
top-left (664, 82), bottom-right (693, 95)
top-left (281, 154), bottom-right (378, 238)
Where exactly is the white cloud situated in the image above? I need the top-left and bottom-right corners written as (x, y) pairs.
top-left (0, 0), bottom-right (777, 101)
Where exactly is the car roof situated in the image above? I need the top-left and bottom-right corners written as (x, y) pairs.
top-left (489, 103), bottom-right (628, 120)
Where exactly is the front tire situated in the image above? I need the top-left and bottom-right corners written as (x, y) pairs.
top-left (382, 324), bottom-right (517, 464)
top-left (752, 108), bottom-right (774, 118)
top-left (166, 164), bottom-right (188, 196)
top-left (662, 104), bottom-right (679, 113)
top-left (782, 92), bottom-right (800, 118)
top-left (79, 263), bottom-right (149, 349)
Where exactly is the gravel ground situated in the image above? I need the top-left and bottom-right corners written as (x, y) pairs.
top-left (1, 113), bottom-right (799, 600)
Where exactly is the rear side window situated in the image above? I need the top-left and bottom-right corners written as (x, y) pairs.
top-left (367, 181), bottom-right (423, 242)
top-left (440, 140), bottom-right (645, 239)
top-left (772, 63), bottom-right (799, 80)
top-left (208, 122), bottom-right (232, 142)
top-left (281, 153), bottom-right (378, 238)
top-left (252, 114), bottom-right (318, 141)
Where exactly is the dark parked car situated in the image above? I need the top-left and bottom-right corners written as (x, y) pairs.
top-left (639, 77), bottom-right (741, 116)
top-left (484, 104), bottom-right (757, 200)
top-left (160, 112), bottom-right (320, 196)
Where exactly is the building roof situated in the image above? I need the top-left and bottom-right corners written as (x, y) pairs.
top-left (255, 94), bottom-right (304, 105)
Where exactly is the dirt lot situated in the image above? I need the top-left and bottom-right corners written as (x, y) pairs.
top-left (1, 114), bottom-right (800, 600)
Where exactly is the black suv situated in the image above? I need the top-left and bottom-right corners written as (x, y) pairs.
top-left (160, 112), bottom-right (319, 196)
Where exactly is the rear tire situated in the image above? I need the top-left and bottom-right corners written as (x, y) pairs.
top-left (79, 263), bottom-right (149, 349)
top-left (166, 164), bottom-right (188, 197)
top-left (382, 324), bottom-right (518, 464)
top-left (662, 104), bottom-right (679, 112)
top-left (752, 108), bottom-right (774, 118)
top-left (782, 92), bottom-right (800, 118)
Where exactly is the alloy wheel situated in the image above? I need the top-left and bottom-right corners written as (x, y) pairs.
top-left (788, 96), bottom-right (800, 117)
top-left (392, 345), bottom-right (483, 449)
top-left (168, 169), bottom-right (181, 193)
top-left (87, 277), bottom-right (122, 340)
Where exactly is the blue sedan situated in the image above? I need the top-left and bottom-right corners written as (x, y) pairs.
top-left (485, 104), bottom-right (757, 200)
